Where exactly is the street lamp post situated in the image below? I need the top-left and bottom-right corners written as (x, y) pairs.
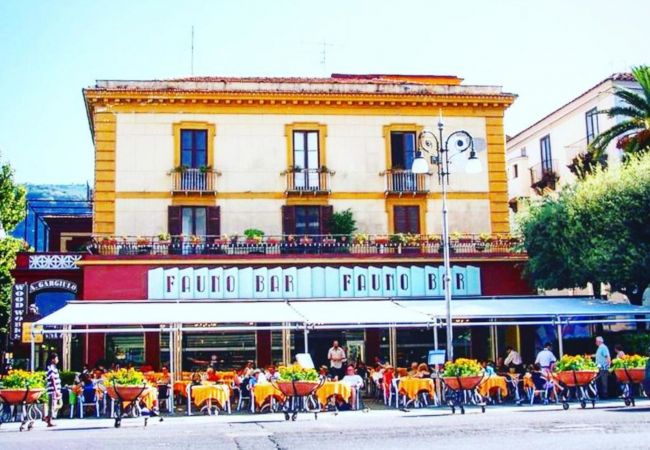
top-left (411, 115), bottom-right (482, 362)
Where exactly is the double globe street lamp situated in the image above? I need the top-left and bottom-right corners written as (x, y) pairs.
top-left (411, 114), bottom-right (483, 362)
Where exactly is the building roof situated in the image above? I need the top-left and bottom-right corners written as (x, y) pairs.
top-left (169, 73), bottom-right (464, 85)
top-left (507, 73), bottom-right (635, 144)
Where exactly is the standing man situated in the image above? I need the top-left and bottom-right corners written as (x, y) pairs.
top-left (594, 336), bottom-right (611, 399)
top-left (327, 340), bottom-right (346, 380)
top-left (535, 342), bottom-right (557, 375)
top-left (45, 352), bottom-right (62, 427)
top-left (504, 346), bottom-right (524, 374)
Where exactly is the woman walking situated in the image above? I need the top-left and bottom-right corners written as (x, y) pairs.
top-left (45, 352), bottom-right (62, 427)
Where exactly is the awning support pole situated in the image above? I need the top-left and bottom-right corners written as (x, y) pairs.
top-left (62, 325), bottom-right (72, 371)
top-left (30, 331), bottom-right (35, 372)
top-left (389, 326), bottom-right (397, 367)
top-left (168, 327), bottom-right (175, 414)
top-left (556, 319), bottom-right (564, 358)
top-left (433, 319), bottom-right (439, 350)
top-left (303, 326), bottom-right (309, 353)
top-left (490, 320), bottom-right (498, 362)
top-left (282, 323), bottom-right (291, 366)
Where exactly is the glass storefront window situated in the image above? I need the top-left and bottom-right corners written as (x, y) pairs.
top-left (106, 334), bottom-right (144, 365)
top-left (181, 331), bottom-right (256, 371)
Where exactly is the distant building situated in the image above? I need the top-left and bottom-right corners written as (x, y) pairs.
top-left (506, 73), bottom-right (641, 222)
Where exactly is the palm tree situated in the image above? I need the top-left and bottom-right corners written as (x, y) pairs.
top-left (590, 65), bottom-right (650, 161)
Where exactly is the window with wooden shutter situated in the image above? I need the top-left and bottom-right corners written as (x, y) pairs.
top-left (168, 206), bottom-right (182, 236)
top-left (206, 206), bottom-right (221, 237)
top-left (282, 205), bottom-right (296, 235)
top-left (393, 205), bottom-right (420, 234)
top-left (319, 205), bottom-right (333, 235)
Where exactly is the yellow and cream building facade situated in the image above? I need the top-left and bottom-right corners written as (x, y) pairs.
top-left (83, 74), bottom-right (515, 238)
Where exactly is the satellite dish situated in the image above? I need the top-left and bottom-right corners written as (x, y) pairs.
top-left (446, 131), bottom-right (472, 153)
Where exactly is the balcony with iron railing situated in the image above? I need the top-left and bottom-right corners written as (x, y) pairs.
top-left (284, 168), bottom-right (332, 195)
top-left (529, 160), bottom-right (560, 194)
top-left (171, 168), bottom-right (219, 194)
top-left (381, 169), bottom-right (429, 194)
top-left (88, 233), bottom-right (525, 258)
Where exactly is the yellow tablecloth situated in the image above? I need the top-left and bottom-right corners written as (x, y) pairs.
top-left (316, 381), bottom-right (352, 406)
top-left (140, 387), bottom-right (158, 410)
top-left (190, 384), bottom-right (229, 408)
top-left (478, 376), bottom-right (508, 397)
top-left (253, 383), bottom-right (285, 408)
top-left (398, 377), bottom-right (435, 400)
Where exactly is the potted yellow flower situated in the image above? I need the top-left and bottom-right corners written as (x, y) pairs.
top-left (105, 368), bottom-right (148, 402)
top-left (441, 358), bottom-right (484, 390)
top-left (0, 370), bottom-right (46, 404)
top-left (273, 364), bottom-right (321, 397)
top-left (553, 354), bottom-right (598, 386)
top-left (611, 354), bottom-right (648, 384)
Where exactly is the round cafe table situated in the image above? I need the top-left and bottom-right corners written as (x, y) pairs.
top-left (478, 375), bottom-right (508, 399)
top-left (316, 381), bottom-right (352, 407)
top-left (187, 384), bottom-right (231, 415)
top-left (252, 383), bottom-right (285, 411)
top-left (398, 377), bottom-right (435, 403)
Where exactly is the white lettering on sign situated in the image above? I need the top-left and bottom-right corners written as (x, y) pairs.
top-left (147, 265), bottom-right (481, 300)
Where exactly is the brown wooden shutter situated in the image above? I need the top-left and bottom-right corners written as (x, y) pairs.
top-left (206, 206), bottom-right (221, 237)
top-left (407, 206), bottom-right (420, 234)
top-left (319, 205), bottom-right (333, 235)
top-left (394, 206), bottom-right (420, 234)
top-left (168, 206), bottom-right (182, 236)
top-left (281, 205), bottom-right (296, 235)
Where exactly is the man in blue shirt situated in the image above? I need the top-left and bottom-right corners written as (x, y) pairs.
top-left (594, 336), bottom-right (611, 399)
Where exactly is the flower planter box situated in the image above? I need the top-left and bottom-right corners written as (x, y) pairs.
top-left (274, 381), bottom-right (320, 397)
top-left (613, 368), bottom-right (645, 384)
top-left (442, 375), bottom-right (484, 391)
top-left (106, 385), bottom-right (147, 402)
top-left (555, 370), bottom-right (598, 387)
top-left (0, 388), bottom-right (45, 404)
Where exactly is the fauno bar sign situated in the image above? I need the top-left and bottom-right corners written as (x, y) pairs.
top-left (148, 265), bottom-right (481, 300)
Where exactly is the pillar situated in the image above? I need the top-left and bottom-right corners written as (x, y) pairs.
top-left (144, 331), bottom-right (160, 370)
top-left (281, 326), bottom-right (291, 366)
top-left (62, 326), bottom-right (72, 371)
top-left (365, 328), bottom-right (381, 363)
top-left (388, 326), bottom-right (397, 367)
top-left (85, 331), bottom-right (105, 367)
top-left (256, 328), bottom-right (272, 367)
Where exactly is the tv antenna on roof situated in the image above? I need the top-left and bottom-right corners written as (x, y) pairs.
top-left (302, 39), bottom-right (336, 76)
top-left (190, 25), bottom-right (195, 75)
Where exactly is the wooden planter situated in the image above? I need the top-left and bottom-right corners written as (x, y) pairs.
top-left (105, 385), bottom-right (146, 402)
top-left (613, 368), bottom-right (645, 384)
top-left (555, 370), bottom-right (598, 387)
top-left (0, 388), bottom-right (45, 404)
top-left (442, 375), bottom-right (484, 391)
top-left (274, 381), bottom-right (319, 397)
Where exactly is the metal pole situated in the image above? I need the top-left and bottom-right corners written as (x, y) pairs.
top-left (440, 120), bottom-right (454, 362)
top-left (433, 319), bottom-right (439, 350)
top-left (62, 325), bottom-right (71, 371)
top-left (168, 328), bottom-right (175, 414)
top-left (389, 326), bottom-right (397, 367)
top-left (556, 321), bottom-right (564, 358)
top-left (30, 331), bottom-right (35, 371)
top-left (303, 326), bottom-right (309, 353)
top-left (282, 323), bottom-right (290, 366)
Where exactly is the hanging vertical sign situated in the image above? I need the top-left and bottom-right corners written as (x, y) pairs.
top-left (11, 283), bottom-right (28, 341)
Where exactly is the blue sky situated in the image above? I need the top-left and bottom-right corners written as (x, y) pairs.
top-left (0, 0), bottom-right (647, 183)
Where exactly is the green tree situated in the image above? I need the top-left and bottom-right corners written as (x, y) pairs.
top-left (519, 153), bottom-right (650, 304)
top-left (590, 65), bottom-right (650, 162)
top-left (0, 156), bottom-right (27, 342)
top-left (327, 209), bottom-right (357, 238)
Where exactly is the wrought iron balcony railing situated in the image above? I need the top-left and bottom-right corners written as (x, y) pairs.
top-left (284, 168), bottom-right (331, 194)
top-left (89, 233), bottom-right (524, 257)
top-left (171, 168), bottom-right (219, 193)
top-left (382, 169), bottom-right (429, 194)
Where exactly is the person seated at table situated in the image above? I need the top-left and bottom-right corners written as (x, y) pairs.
top-left (205, 368), bottom-right (221, 382)
top-left (372, 356), bottom-right (386, 371)
top-left (239, 361), bottom-right (255, 378)
top-left (529, 363), bottom-right (555, 398)
top-left (190, 372), bottom-right (203, 386)
top-left (341, 365), bottom-right (364, 409)
top-left (415, 363), bottom-right (430, 379)
top-left (356, 361), bottom-right (368, 380)
top-left (158, 366), bottom-right (171, 385)
top-left (480, 361), bottom-right (496, 377)
top-left (77, 372), bottom-right (95, 390)
top-left (408, 362), bottom-right (419, 377)
top-left (319, 365), bottom-right (330, 378)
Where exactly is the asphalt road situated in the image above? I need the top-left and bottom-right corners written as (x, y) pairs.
top-left (2, 400), bottom-right (650, 450)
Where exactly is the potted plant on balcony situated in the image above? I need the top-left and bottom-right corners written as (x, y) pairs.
top-left (474, 232), bottom-right (492, 252)
top-left (135, 236), bottom-right (152, 255)
top-left (273, 364), bottom-right (321, 397)
top-left (611, 354), bottom-right (648, 384)
top-left (244, 229), bottom-right (264, 246)
top-left (0, 370), bottom-right (46, 404)
top-left (402, 233), bottom-right (422, 255)
top-left (154, 232), bottom-right (171, 255)
top-left (553, 355), bottom-right (599, 386)
top-left (441, 358), bottom-right (485, 390)
top-left (105, 368), bottom-right (149, 403)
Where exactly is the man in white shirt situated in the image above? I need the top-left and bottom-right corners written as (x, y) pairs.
top-left (340, 365), bottom-right (364, 409)
top-left (504, 346), bottom-right (524, 373)
top-left (535, 342), bottom-right (557, 373)
top-left (327, 340), bottom-right (346, 380)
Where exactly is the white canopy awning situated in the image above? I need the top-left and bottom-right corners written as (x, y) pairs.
top-left (34, 296), bottom-right (650, 331)
top-left (395, 297), bottom-right (650, 322)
